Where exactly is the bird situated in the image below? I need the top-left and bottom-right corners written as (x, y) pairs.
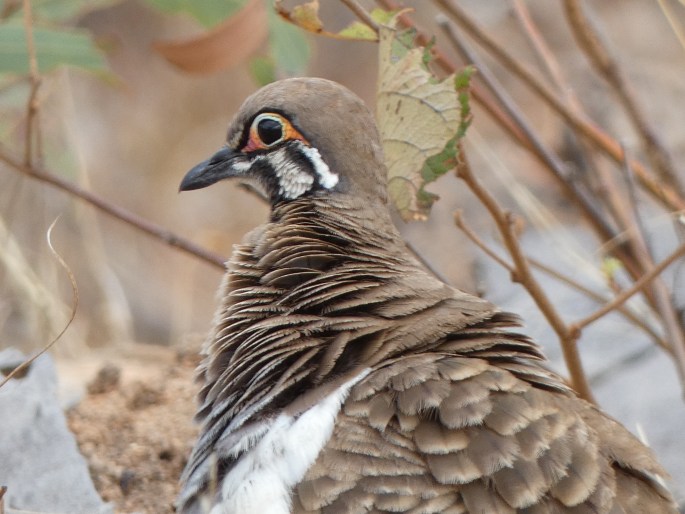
top-left (176, 77), bottom-right (677, 514)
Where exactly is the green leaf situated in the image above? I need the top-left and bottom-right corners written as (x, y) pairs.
top-left (0, 21), bottom-right (108, 75)
top-left (268, 7), bottom-right (310, 76)
top-left (249, 55), bottom-right (276, 86)
top-left (142, 0), bottom-right (247, 28)
top-left (418, 66), bottom-right (475, 188)
top-left (25, 0), bottom-right (123, 23)
top-left (389, 27), bottom-right (415, 62)
top-left (455, 65), bottom-right (475, 139)
top-left (337, 21), bottom-right (376, 41)
top-left (420, 135), bottom-right (458, 184)
top-left (421, 36), bottom-right (435, 69)
top-left (370, 7), bottom-right (397, 26)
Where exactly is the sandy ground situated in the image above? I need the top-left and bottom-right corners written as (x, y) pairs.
top-left (64, 346), bottom-right (200, 514)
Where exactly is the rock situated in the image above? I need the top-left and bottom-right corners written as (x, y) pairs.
top-left (0, 348), bottom-right (112, 514)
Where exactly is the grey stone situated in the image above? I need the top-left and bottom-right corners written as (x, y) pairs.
top-left (0, 348), bottom-right (112, 514)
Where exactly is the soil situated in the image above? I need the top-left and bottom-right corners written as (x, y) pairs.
top-left (66, 346), bottom-right (200, 514)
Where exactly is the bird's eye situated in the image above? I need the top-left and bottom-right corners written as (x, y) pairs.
top-left (255, 115), bottom-right (284, 146)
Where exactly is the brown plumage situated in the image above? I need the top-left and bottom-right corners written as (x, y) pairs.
top-left (177, 77), bottom-right (677, 514)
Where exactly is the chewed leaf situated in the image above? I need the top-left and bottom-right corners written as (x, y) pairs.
top-left (276, 0), bottom-right (394, 41)
top-left (377, 16), bottom-right (474, 221)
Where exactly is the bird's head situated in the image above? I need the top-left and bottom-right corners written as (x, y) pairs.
top-left (179, 78), bottom-right (388, 206)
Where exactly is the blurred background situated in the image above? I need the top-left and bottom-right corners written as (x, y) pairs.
top-left (1, 0), bottom-right (685, 509)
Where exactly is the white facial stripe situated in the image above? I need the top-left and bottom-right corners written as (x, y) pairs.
top-left (231, 160), bottom-right (252, 173)
top-left (299, 144), bottom-right (338, 189)
top-left (236, 140), bottom-right (338, 200)
top-left (269, 147), bottom-right (315, 199)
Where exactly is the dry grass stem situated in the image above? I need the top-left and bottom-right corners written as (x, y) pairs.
top-left (571, 241), bottom-right (685, 334)
top-left (511, 0), bottom-right (583, 112)
top-left (0, 220), bottom-right (78, 389)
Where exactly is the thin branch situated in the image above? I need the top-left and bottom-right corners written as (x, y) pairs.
top-left (618, 145), bottom-right (685, 390)
top-left (437, 15), bottom-right (621, 249)
top-left (456, 207), bottom-right (666, 351)
top-left (455, 145), bottom-right (595, 403)
top-left (563, 0), bottom-right (683, 196)
top-left (528, 256), bottom-right (670, 353)
top-left (454, 210), bottom-right (514, 272)
top-left (572, 241), bottom-right (685, 333)
top-left (339, 0), bottom-right (379, 33)
top-left (511, 0), bottom-right (584, 114)
top-left (0, 144), bottom-right (227, 270)
top-left (433, 0), bottom-right (685, 213)
top-left (22, 0), bottom-right (41, 166)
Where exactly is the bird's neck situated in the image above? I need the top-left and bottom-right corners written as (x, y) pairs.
top-left (195, 196), bottom-right (410, 422)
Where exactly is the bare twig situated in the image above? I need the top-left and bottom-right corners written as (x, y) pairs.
top-left (528, 256), bottom-right (670, 353)
top-left (455, 146), bottom-right (595, 402)
top-left (433, 0), bottom-right (685, 213)
top-left (511, 0), bottom-right (584, 114)
top-left (340, 0), bottom-right (379, 33)
top-left (22, 0), bottom-right (42, 166)
top-left (0, 144), bottom-right (227, 270)
top-left (572, 241), bottom-right (685, 334)
top-left (0, 220), bottom-right (77, 389)
top-left (458, 209), bottom-right (668, 351)
top-left (454, 210), bottom-right (514, 272)
top-left (437, 15), bottom-right (622, 251)
top-left (563, 0), bottom-right (683, 195)
top-left (618, 146), bottom-right (685, 390)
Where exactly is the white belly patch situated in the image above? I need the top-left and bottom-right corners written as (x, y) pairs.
top-left (212, 370), bottom-right (370, 514)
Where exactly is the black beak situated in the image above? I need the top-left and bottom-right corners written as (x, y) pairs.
top-left (179, 147), bottom-right (243, 192)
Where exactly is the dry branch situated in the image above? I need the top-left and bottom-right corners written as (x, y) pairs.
top-left (433, 0), bottom-right (685, 213)
top-left (563, 0), bottom-right (683, 195)
top-left (0, 144), bottom-right (226, 270)
top-left (454, 146), bottom-right (595, 402)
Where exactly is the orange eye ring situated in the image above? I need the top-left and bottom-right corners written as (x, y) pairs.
top-left (243, 113), bottom-right (308, 152)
